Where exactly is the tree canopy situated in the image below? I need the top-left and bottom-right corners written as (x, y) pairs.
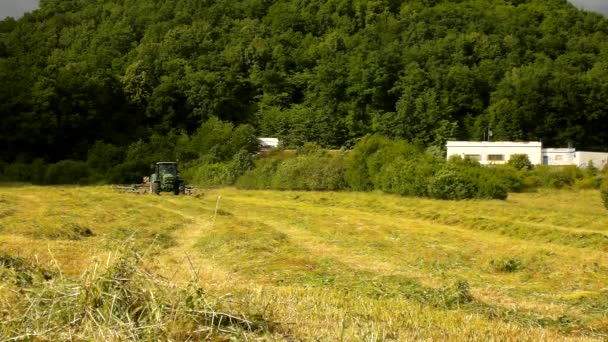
top-left (2, 0), bottom-right (608, 162)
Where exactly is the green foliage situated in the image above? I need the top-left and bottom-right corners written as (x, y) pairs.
top-left (236, 157), bottom-right (285, 190)
top-left (344, 135), bottom-right (392, 191)
top-left (574, 176), bottom-right (603, 190)
top-left (427, 168), bottom-right (478, 200)
top-left (508, 154), bottom-right (533, 171)
top-left (0, 160), bottom-right (47, 184)
top-left (182, 163), bottom-right (232, 187)
top-left (87, 141), bottom-right (125, 177)
top-left (601, 178), bottom-right (608, 210)
top-left (491, 165), bottom-right (525, 192)
top-left (344, 135), bottom-right (421, 191)
top-left (106, 160), bottom-right (152, 184)
top-left (530, 165), bottom-right (577, 189)
top-left (44, 160), bottom-right (91, 185)
top-left (476, 173), bottom-right (509, 200)
top-left (271, 154), bottom-right (347, 191)
top-left (376, 156), bottom-right (439, 197)
top-left (2, 0), bottom-right (608, 165)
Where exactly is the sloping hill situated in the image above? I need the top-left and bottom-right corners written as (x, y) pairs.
top-left (1, 0), bottom-right (608, 162)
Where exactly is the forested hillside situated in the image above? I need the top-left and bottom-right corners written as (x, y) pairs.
top-left (1, 0), bottom-right (608, 163)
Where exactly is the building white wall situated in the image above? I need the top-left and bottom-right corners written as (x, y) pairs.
top-left (446, 141), bottom-right (543, 165)
top-left (258, 137), bottom-right (280, 149)
top-left (574, 151), bottom-right (608, 169)
top-left (541, 148), bottom-right (576, 166)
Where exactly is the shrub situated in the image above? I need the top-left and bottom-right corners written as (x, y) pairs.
top-left (428, 169), bottom-right (477, 200)
top-left (491, 165), bottom-right (524, 192)
top-left (106, 160), bottom-right (150, 184)
top-left (270, 154), bottom-right (346, 191)
top-left (0, 160), bottom-right (47, 184)
top-left (305, 155), bottom-right (347, 191)
top-left (522, 175), bottom-right (542, 188)
top-left (344, 135), bottom-right (422, 191)
top-left (344, 135), bottom-right (393, 191)
top-left (476, 173), bottom-right (509, 200)
top-left (575, 176), bottom-right (602, 190)
top-left (296, 142), bottom-right (323, 156)
top-left (531, 165), bottom-right (576, 189)
top-left (1, 163), bottom-right (31, 182)
top-left (376, 156), bottom-right (438, 197)
top-left (601, 178), bottom-right (608, 210)
top-left (87, 141), bottom-right (125, 176)
top-left (44, 160), bottom-right (91, 185)
top-left (236, 157), bottom-right (284, 189)
top-left (225, 150), bottom-right (255, 183)
top-left (183, 163), bottom-right (231, 187)
top-left (507, 154), bottom-right (533, 170)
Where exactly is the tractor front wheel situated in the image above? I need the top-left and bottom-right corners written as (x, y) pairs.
top-left (151, 182), bottom-right (160, 195)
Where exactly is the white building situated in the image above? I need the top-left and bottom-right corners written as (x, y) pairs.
top-left (446, 141), bottom-right (608, 169)
top-left (542, 148), bottom-right (576, 166)
top-left (258, 137), bottom-right (280, 149)
top-left (575, 151), bottom-right (608, 169)
top-left (446, 141), bottom-right (543, 165)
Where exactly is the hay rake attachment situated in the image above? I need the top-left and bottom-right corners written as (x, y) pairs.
top-left (112, 184), bottom-right (198, 195)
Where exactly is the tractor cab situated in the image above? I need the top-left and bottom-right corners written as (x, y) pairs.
top-left (150, 162), bottom-right (185, 195)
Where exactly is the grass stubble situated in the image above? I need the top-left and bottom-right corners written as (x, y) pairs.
top-left (0, 185), bottom-right (607, 340)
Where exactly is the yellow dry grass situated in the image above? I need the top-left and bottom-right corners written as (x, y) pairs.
top-left (1, 185), bottom-right (607, 340)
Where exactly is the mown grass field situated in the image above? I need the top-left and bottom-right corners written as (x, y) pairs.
top-left (1, 185), bottom-right (607, 340)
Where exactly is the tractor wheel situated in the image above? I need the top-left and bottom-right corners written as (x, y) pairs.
top-left (151, 182), bottom-right (160, 195)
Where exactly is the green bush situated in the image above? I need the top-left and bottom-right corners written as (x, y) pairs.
top-left (476, 173), bottom-right (509, 200)
top-left (225, 150), bottom-right (255, 183)
top-left (106, 160), bottom-right (150, 184)
top-left (344, 135), bottom-right (422, 191)
top-left (87, 141), bottom-right (125, 176)
top-left (1, 163), bottom-right (32, 182)
top-left (182, 163), bottom-right (231, 187)
top-left (507, 154), bottom-right (533, 170)
top-left (531, 165), bottom-right (577, 189)
top-left (491, 165), bottom-right (524, 192)
top-left (44, 160), bottom-right (91, 185)
top-left (344, 135), bottom-right (393, 191)
top-left (575, 176), bottom-right (602, 190)
top-left (0, 160), bottom-right (48, 184)
top-left (428, 169), bottom-right (478, 200)
top-left (236, 157), bottom-right (285, 189)
top-left (271, 154), bottom-right (346, 191)
top-left (376, 156), bottom-right (438, 197)
top-left (305, 155), bottom-right (347, 191)
top-left (522, 175), bottom-right (542, 188)
top-left (601, 178), bottom-right (608, 210)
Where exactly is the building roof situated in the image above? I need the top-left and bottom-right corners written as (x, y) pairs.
top-left (446, 141), bottom-right (542, 147)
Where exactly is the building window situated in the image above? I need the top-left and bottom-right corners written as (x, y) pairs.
top-left (487, 154), bottom-right (505, 161)
top-left (555, 155), bottom-right (562, 161)
top-left (465, 154), bottom-right (481, 161)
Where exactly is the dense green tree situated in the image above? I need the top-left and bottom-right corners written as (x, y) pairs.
top-left (1, 0), bottom-right (608, 164)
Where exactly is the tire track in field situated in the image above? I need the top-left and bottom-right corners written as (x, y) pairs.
top-left (222, 197), bottom-right (598, 332)
top-left (231, 194), bottom-right (608, 252)
top-left (135, 199), bottom-right (250, 287)
top-left (223, 195), bottom-right (608, 320)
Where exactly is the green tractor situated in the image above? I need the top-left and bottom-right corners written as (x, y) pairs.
top-left (150, 162), bottom-right (186, 195)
